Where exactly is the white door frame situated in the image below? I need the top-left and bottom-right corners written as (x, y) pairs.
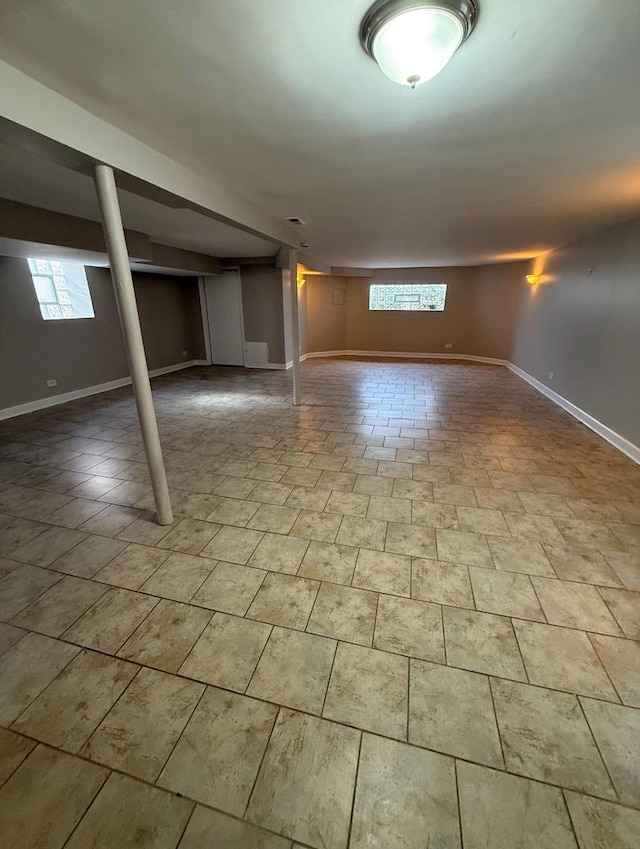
top-left (199, 268), bottom-right (246, 367)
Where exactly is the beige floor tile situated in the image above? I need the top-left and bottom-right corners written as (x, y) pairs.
top-left (366, 494), bottom-right (411, 523)
top-left (307, 581), bottom-right (378, 646)
top-left (247, 572), bottom-right (319, 629)
top-left (281, 467), bottom-right (322, 488)
top-left (555, 517), bottom-right (624, 552)
top-left (409, 660), bottom-right (503, 767)
top-left (10, 525), bottom-right (87, 567)
top-left (158, 686), bottom-right (277, 815)
top-left (206, 496), bottom-right (260, 526)
top-left (513, 620), bottom-right (618, 700)
top-left (354, 473), bottom-right (393, 496)
top-left (518, 491), bottom-right (575, 517)
top-left (336, 515), bottom-right (387, 550)
top-left (215, 476), bottom-right (259, 499)
top-left (352, 547), bottom-right (411, 596)
top-left (63, 587), bottom-right (158, 652)
top-left (290, 509), bottom-right (342, 543)
top-left (564, 791), bottom-right (640, 849)
top-left (93, 543), bottom-right (170, 589)
top-left (11, 575), bottom-right (107, 636)
top-left (374, 594), bottom-right (445, 662)
top-left (0, 556), bottom-right (20, 580)
top-left (49, 533), bottom-right (127, 578)
top-left (84, 667), bottom-right (204, 780)
top-left (444, 606), bottom-right (527, 680)
top-left (411, 557), bottom-right (474, 608)
top-left (249, 481), bottom-right (293, 505)
top-left (316, 470), bottom-right (357, 491)
top-left (532, 578), bottom-right (623, 635)
top-left (491, 678), bottom-right (614, 797)
top-left (469, 567), bottom-right (546, 621)
top-left (590, 634), bottom-right (640, 707)
top-left (247, 626), bottom-right (336, 714)
top-left (248, 532), bottom-right (309, 575)
top-left (0, 563), bottom-right (61, 620)
top-left (66, 771), bottom-right (193, 849)
top-left (598, 587), bottom-right (640, 638)
top-left (392, 478), bottom-right (433, 500)
top-left (13, 648), bottom-right (137, 752)
top-left (411, 501), bottom-right (459, 529)
top-left (581, 698), bottom-right (640, 806)
top-left (0, 622), bottom-right (25, 657)
top-left (0, 727), bottom-right (35, 786)
top-left (434, 483), bottom-right (478, 507)
top-left (0, 632), bottom-right (79, 724)
top-left (140, 551), bottom-right (213, 601)
top-left (12, 490), bottom-right (72, 521)
top-left (156, 517), bottom-right (221, 555)
top-left (457, 505), bottom-right (510, 537)
top-left (326, 490), bottom-right (370, 518)
top-left (545, 544), bottom-right (624, 587)
top-left (298, 540), bottom-right (358, 584)
top-left (179, 805), bottom-right (291, 849)
top-left (79, 504), bottom-right (140, 536)
top-left (201, 524), bottom-right (264, 563)
top-left (179, 612), bottom-right (271, 690)
top-left (437, 528), bottom-right (493, 567)
top-left (0, 744), bottom-right (108, 849)
top-left (385, 521), bottom-right (436, 557)
top-left (247, 708), bottom-right (360, 849)
top-left (488, 537), bottom-right (555, 576)
top-left (458, 761), bottom-right (578, 849)
top-left (247, 503), bottom-right (300, 534)
top-left (0, 517), bottom-right (47, 555)
top-left (323, 642), bottom-right (408, 739)
top-left (192, 560), bottom-right (266, 614)
top-left (474, 486), bottom-right (524, 512)
top-left (118, 599), bottom-right (211, 671)
top-left (350, 733), bottom-right (461, 849)
top-left (43, 497), bottom-right (107, 528)
top-left (504, 512), bottom-right (566, 546)
top-left (605, 550), bottom-right (640, 591)
top-left (285, 485), bottom-right (330, 511)
top-left (116, 514), bottom-right (172, 545)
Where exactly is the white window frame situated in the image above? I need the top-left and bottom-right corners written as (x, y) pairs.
top-left (368, 282), bottom-right (447, 312)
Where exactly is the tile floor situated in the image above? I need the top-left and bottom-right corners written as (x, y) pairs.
top-left (0, 357), bottom-right (639, 849)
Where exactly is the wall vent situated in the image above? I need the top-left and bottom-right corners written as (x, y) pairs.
top-left (285, 216), bottom-right (306, 226)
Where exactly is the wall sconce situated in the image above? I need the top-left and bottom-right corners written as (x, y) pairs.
top-left (525, 274), bottom-right (542, 285)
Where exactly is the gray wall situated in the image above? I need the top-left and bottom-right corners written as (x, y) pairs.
top-left (468, 261), bottom-right (526, 360)
top-left (346, 268), bottom-right (474, 356)
top-left (0, 256), bottom-right (204, 410)
top-left (302, 267), bottom-right (519, 359)
top-left (510, 218), bottom-right (640, 446)
top-left (240, 265), bottom-right (286, 363)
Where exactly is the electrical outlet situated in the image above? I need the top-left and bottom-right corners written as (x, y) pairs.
top-left (548, 372), bottom-right (554, 381)
top-left (445, 343), bottom-right (452, 349)
top-left (182, 350), bottom-right (188, 357)
top-left (46, 379), bottom-right (57, 388)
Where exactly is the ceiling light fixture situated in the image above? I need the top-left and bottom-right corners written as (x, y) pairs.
top-left (525, 274), bottom-right (542, 285)
top-left (360, 0), bottom-right (478, 88)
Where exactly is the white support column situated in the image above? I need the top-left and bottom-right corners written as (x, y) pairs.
top-left (288, 248), bottom-right (301, 406)
top-left (94, 164), bottom-right (173, 525)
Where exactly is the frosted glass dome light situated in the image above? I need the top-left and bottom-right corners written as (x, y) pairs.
top-left (360, 0), bottom-right (478, 88)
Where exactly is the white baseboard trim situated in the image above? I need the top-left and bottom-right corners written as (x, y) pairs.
top-left (299, 350), bottom-right (507, 366)
top-left (507, 364), bottom-right (640, 465)
top-left (0, 360), bottom-right (206, 421)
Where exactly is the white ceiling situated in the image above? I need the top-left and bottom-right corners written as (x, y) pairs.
top-left (0, 0), bottom-right (639, 267)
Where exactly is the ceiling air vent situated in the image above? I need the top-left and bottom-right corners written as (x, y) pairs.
top-left (285, 216), bottom-right (306, 226)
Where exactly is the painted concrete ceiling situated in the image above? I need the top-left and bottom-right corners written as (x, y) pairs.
top-left (0, 0), bottom-right (639, 267)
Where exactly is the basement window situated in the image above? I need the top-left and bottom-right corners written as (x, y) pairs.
top-left (28, 259), bottom-right (95, 320)
top-left (369, 282), bottom-right (447, 311)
